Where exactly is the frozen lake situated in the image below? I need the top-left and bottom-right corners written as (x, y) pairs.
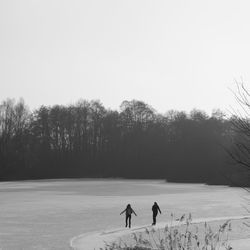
top-left (0, 179), bottom-right (248, 249)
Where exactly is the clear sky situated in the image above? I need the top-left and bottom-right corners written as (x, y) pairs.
top-left (0, 0), bottom-right (249, 114)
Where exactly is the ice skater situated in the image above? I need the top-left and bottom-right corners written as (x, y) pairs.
top-left (120, 204), bottom-right (137, 228)
top-left (152, 202), bottom-right (161, 225)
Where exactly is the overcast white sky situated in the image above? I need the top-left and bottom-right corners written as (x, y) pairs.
top-left (0, 0), bottom-right (249, 113)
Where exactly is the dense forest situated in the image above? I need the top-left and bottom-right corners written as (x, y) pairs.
top-left (0, 98), bottom-right (246, 184)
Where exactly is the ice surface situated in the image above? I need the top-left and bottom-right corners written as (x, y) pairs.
top-left (0, 179), bottom-right (248, 249)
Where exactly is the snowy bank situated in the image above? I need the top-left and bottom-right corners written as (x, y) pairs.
top-left (70, 215), bottom-right (250, 250)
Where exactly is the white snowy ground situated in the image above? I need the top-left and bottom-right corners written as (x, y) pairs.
top-left (0, 179), bottom-right (249, 249)
top-left (71, 215), bottom-right (250, 250)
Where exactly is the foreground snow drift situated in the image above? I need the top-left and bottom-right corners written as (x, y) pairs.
top-left (71, 215), bottom-right (250, 250)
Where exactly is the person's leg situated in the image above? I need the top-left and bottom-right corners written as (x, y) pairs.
top-left (125, 215), bottom-right (128, 227)
top-left (128, 215), bottom-right (131, 228)
top-left (152, 215), bottom-right (156, 225)
top-left (153, 213), bottom-right (157, 225)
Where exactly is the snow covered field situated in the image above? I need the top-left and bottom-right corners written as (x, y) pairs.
top-left (0, 179), bottom-right (249, 249)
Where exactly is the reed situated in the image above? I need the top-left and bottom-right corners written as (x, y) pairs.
top-left (103, 213), bottom-right (233, 250)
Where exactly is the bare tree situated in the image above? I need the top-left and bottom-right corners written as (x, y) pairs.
top-left (228, 81), bottom-right (250, 171)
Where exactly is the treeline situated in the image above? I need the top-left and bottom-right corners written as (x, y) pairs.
top-left (0, 98), bottom-right (240, 183)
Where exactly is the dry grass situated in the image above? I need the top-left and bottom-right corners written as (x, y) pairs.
top-left (102, 213), bottom-right (233, 250)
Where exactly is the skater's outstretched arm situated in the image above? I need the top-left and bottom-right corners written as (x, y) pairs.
top-left (120, 209), bottom-right (126, 215)
top-left (158, 206), bottom-right (161, 214)
top-left (132, 209), bottom-right (137, 216)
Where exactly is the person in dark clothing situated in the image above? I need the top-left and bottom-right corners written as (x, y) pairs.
top-left (120, 204), bottom-right (137, 228)
top-left (152, 202), bottom-right (161, 225)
